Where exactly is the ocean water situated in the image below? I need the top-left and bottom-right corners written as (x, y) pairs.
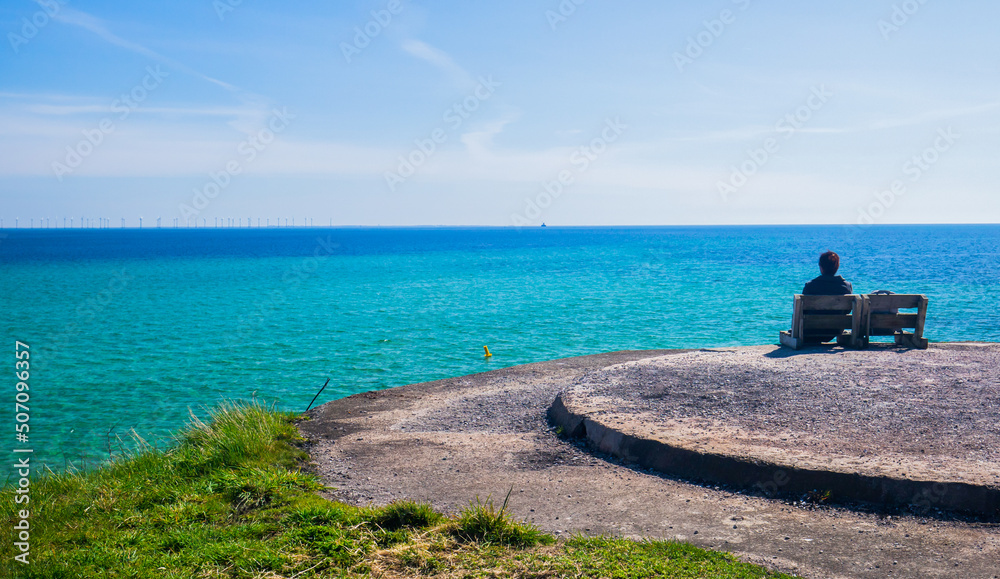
top-left (1, 225), bottom-right (998, 477)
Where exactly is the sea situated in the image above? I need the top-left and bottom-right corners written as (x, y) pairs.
top-left (1, 224), bottom-right (998, 479)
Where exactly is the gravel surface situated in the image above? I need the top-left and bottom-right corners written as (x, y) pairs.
top-left (568, 343), bottom-right (1000, 487)
top-left (300, 345), bottom-right (1000, 579)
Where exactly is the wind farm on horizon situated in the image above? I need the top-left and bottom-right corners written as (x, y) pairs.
top-left (0, 217), bottom-right (332, 229)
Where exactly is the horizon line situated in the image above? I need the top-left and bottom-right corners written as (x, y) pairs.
top-left (1, 222), bottom-right (998, 231)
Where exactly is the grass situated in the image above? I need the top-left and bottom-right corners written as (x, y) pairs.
top-left (1, 401), bottom-right (796, 578)
top-left (453, 490), bottom-right (551, 548)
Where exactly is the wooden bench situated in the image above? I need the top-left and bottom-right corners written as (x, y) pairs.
top-left (860, 293), bottom-right (929, 349)
top-left (779, 294), bottom-right (863, 350)
top-left (778, 294), bottom-right (929, 350)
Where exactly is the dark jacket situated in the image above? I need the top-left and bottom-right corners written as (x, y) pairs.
top-left (802, 274), bottom-right (854, 325)
top-left (802, 274), bottom-right (853, 296)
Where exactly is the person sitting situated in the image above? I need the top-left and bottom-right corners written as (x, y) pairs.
top-left (802, 251), bottom-right (853, 343)
top-left (803, 250), bottom-right (852, 295)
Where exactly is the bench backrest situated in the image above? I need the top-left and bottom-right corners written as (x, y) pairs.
top-left (799, 295), bottom-right (857, 332)
top-left (782, 293), bottom-right (929, 349)
top-left (791, 294), bottom-right (863, 339)
top-left (865, 294), bottom-right (928, 337)
top-left (799, 295), bottom-right (858, 310)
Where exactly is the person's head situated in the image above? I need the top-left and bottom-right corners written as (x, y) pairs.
top-left (819, 251), bottom-right (840, 275)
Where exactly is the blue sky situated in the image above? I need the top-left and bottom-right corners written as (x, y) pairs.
top-left (1, 0), bottom-right (998, 226)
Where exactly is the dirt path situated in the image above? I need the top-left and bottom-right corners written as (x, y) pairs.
top-left (300, 346), bottom-right (1000, 579)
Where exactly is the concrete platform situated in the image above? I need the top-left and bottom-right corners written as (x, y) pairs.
top-left (300, 344), bottom-right (1000, 579)
top-left (548, 344), bottom-right (1000, 518)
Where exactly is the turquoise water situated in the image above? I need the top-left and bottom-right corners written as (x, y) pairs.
top-left (1, 225), bottom-right (998, 477)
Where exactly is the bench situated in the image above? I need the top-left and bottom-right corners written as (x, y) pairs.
top-left (860, 293), bottom-right (929, 349)
top-left (778, 294), bottom-right (929, 350)
top-left (779, 294), bottom-right (863, 350)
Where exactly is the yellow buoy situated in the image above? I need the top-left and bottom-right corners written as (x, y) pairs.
top-left (483, 345), bottom-right (492, 358)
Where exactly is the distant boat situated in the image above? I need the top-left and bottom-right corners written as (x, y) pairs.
top-left (541, 222), bottom-right (547, 227)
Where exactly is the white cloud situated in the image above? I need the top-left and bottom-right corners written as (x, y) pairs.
top-left (53, 8), bottom-right (237, 92)
top-left (802, 102), bottom-right (1000, 135)
top-left (21, 103), bottom-right (265, 118)
top-left (400, 39), bottom-right (476, 89)
top-left (47, 7), bottom-right (274, 135)
top-left (459, 115), bottom-right (517, 157)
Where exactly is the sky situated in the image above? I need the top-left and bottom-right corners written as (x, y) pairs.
top-left (1, 0), bottom-right (998, 227)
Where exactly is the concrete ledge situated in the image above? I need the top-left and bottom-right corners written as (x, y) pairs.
top-left (302, 345), bottom-right (1000, 577)
top-left (549, 393), bottom-right (1000, 519)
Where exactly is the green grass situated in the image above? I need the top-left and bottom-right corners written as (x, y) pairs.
top-left (453, 491), bottom-right (550, 548)
top-left (1, 401), bottom-right (796, 578)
